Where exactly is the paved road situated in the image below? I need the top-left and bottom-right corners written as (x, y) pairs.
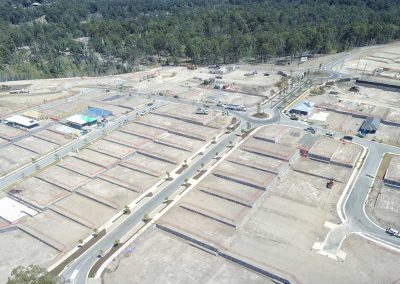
top-left (62, 120), bottom-right (247, 284)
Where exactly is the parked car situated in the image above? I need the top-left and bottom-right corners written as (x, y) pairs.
top-left (304, 126), bottom-right (316, 134)
top-left (325, 131), bottom-right (334, 137)
top-left (343, 135), bottom-right (353, 141)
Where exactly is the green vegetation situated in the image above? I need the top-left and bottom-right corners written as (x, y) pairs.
top-left (1, 0), bottom-right (399, 80)
top-left (7, 265), bottom-right (59, 284)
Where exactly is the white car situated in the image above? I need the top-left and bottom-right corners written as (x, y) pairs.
top-left (386, 228), bottom-right (399, 236)
top-left (325, 131), bottom-right (334, 137)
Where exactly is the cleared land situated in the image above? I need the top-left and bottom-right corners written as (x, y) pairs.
top-left (0, 229), bottom-right (58, 284)
top-left (9, 177), bottom-right (69, 209)
top-left (147, 125), bottom-right (382, 284)
top-left (306, 81), bottom-right (400, 146)
top-left (366, 154), bottom-right (400, 229)
top-left (103, 228), bottom-right (273, 284)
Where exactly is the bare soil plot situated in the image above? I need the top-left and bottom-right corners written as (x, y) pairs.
top-left (33, 129), bottom-right (72, 145)
top-left (103, 130), bottom-right (151, 149)
top-left (72, 149), bottom-right (120, 168)
top-left (240, 138), bottom-right (296, 161)
top-left (213, 161), bottom-right (276, 190)
top-left (100, 165), bottom-right (158, 193)
top-left (0, 229), bottom-right (58, 284)
top-left (370, 124), bottom-right (400, 145)
top-left (9, 177), bottom-right (69, 209)
top-left (121, 153), bottom-right (175, 177)
top-left (77, 179), bottom-right (140, 209)
top-left (270, 169), bottom-right (343, 220)
top-left (153, 103), bottom-right (220, 125)
top-left (50, 193), bottom-right (117, 229)
top-left (139, 142), bottom-right (191, 164)
top-left (14, 136), bottom-right (58, 155)
top-left (0, 124), bottom-right (26, 140)
top-left (308, 136), bottom-right (340, 161)
top-left (0, 145), bottom-right (39, 176)
top-left (120, 122), bottom-right (167, 140)
top-left (292, 157), bottom-right (351, 183)
top-left (154, 132), bottom-right (204, 152)
top-left (180, 190), bottom-right (250, 227)
top-left (227, 149), bottom-right (287, 174)
top-left (103, 228), bottom-right (272, 284)
top-left (57, 156), bottom-right (106, 178)
top-left (102, 95), bottom-right (150, 110)
top-left (0, 137), bottom-right (9, 145)
top-left (36, 166), bottom-right (90, 191)
top-left (20, 210), bottom-right (90, 251)
top-left (88, 139), bottom-right (136, 159)
top-left (137, 114), bottom-right (220, 141)
top-left (197, 175), bottom-right (263, 208)
top-left (367, 185), bottom-right (400, 229)
top-left (158, 206), bottom-right (236, 247)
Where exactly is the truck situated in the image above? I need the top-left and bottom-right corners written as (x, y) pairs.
top-left (326, 177), bottom-right (334, 189)
top-left (195, 107), bottom-right (208, 115)
top-left (187, 64), bottom-right (198, 70)
top-left (225, 104), bottom-right (247, 112)
top-left (244, 70), bottom-right (257, 77)
top-left (9, 89), bottom-right (29, 94)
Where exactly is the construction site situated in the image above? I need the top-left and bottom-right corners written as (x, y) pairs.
top-left (1, 44), bottom-right (400, 284)
top-left (100, 124), bottom-right (399, 284)
top-left (289, 79), bottom-right (400, 146)
top-left (334, 42), bottom-right (400, 82)
top-left (0, 96), bottom-right (232, 283)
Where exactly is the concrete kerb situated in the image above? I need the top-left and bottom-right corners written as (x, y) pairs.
top-left (93, 124), bottom-right (254, 279)
top-left (50, 122), bottom-right (230, 274)
top-left (362, 151), bottom-right (399, 233)
top-left (354, 231), bottom-right (400, 253)
top-left (337, 142), bottom-right (369, 222)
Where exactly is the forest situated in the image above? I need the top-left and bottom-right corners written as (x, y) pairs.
top-left (0, 0), bottom-right (399, 80)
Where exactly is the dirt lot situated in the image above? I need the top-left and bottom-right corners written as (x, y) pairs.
top-left (149, 125), bottom-right (388, 284)
top-left (103, 228), bottom-right (273, 284)
top-left (366, 154), bottom-right (400, 229)
top-left (334, 42), bottom-right (400, 82)
top-left (0, 229), bottom-right (58, 284)
top-left (77, 179), bottom-right (140, 209)
top-left (9, 177), bottom-right (69, 209)
top-left (305, 81), bottom-right (400, 145)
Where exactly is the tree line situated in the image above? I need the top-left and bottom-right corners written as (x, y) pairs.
top-left (0, 0), bottom-right (399, 80)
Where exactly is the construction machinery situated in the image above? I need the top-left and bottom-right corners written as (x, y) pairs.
top-left (187, 64), bottom-right (198, 70)
top-left (300, 148), bottom-right (308, 157)
top-left (326, 177), bottom-right (334, 189)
